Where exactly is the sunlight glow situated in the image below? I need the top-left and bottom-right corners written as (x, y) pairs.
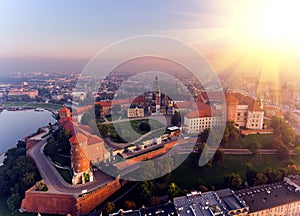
top-left (230, 0), bottom-right (300, 51)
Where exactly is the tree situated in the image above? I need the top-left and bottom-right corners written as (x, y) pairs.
top-left (124, 200), bottom-right (137, 210)
top-left (264, 168), bottom-right (284, 183)
top-left (253, 173), bottom-right (268, 186)
top-left (224, 173), bottom-right (243, 189)
top-left (282, 127), bottom-right (296, 145)
top-left (221, 121), bottom-right (239, 146)
top-left (168, 182), bottom-right (181, 198)
top-left (139, 122), bottom-right (151, 132)
top-left (95, 104), bottom-right (103, 119)
top-left (269, 137), bottom-right (284, 149)
top-left (277, 144), bottom-right (290, 160)
top-left (213, 149), bottom-right (224, 163)
top-left (247, 141), bottom-right (262, 156)
top-left (270, 116), bottom-right (286, 135)
top-left (98, 124), bottom-right (110, 137)
top-left (171, 111), bottom-right (181, 126)
top-left (245, 163), bottom-right (257, 186)
top-left (270, 116), bottom-right (296, 145)
top-left (286, 164), bottom-right (300, 175)
top-left (103, 202), bottom-right (115, 214)
top-left (57, 130), bottom-right (71, 155)
top-left (7, 193), bottom-right (21, 214)
top-left (294, 135), bottom-right (300, 146)
top-left (139, 181), bottom-right (154, 202)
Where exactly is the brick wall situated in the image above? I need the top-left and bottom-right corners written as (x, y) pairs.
top-left (21, 178), bottom-right (122, 215)
top-left (76, 178), bottom-right (122, 214)
top-left (131, 140), bottom-right (177, 161)
top-left (21, 188), bottom-right (76, 215)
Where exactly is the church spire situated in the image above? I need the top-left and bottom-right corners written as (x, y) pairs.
top-left (154, 74), bottom-right (161, 114)
top-left (154, 74), bottom-right (160, 93)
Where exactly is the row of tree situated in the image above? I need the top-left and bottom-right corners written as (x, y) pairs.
top-left (0, 141), bottom-right (41, 215)
top-left (224, 162), bottom-right (300, 190)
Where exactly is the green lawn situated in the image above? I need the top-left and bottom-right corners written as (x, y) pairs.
top-left (0, 102), bottom-right (63, 110)
top-left (226, 134), bottom-right (276, 149)
top-left (169, 154), bottom-right (292, 190)
top-left (108, 119), bottom-right (165, 143)
top-left (0, 101), bottom-right (28, 106)
top-left (140, 128), bottom-right (167, 143)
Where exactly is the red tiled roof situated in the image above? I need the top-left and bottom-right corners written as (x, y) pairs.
top-left (87, 135), bottom-right (104, 145)
top-left (59, 107), bottom-right (70, 113)
top-left (230, 93), bottom-right (254, 105)
top-left (186, 109), bottom-right (212, 119)
top-left (132, 96), bottom-right (146, 103)
top-left (248, 101), bottom-right (263, 112)
top-left (69, 133), bottom-right (88, 144)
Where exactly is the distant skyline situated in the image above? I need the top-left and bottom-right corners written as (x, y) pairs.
top-left (1, 0), bottom-right (300, 81)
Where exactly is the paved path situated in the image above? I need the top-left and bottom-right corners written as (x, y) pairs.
top-left (130, 127), bottom-right (165, 145)
top-left (28, 135), bottom-right (115, 195)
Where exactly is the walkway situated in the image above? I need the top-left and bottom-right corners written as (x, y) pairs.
top-left (28, 135), bottom-right (115, 196)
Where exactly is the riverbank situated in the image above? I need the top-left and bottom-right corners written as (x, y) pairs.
top-left (0, 102), bottom-right (63, 111)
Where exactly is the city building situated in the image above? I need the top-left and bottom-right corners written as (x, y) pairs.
top-left (128, 106), bottom-right (144, 118)
top-left (110, 202), bottom-right (178, 216)
top-left (184, 108), bottom-right (222, 134)
top-left (226, 92), bottom-right (264, 130)
top-left (174, 190), bottom-right (248, 216)
top-left (236, 178), bottom-right (300, 216)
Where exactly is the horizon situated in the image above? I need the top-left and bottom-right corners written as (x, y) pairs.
top-left (1, 0), bottom-right (300, 82)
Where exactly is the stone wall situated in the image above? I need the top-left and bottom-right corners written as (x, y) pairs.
top-left (21, 178), bottom-right (122, 215)
top-left (21, 188), bottom-right (76, 215)
top-left (76, 178), bottom-right (122, 214)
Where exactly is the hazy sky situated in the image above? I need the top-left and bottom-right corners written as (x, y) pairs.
top-left (1, 0), bottom-right (300, 80)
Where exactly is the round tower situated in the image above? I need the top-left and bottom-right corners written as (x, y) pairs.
top-left (69, 133), bottom-right (90, 185)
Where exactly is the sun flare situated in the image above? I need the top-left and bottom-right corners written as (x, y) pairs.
top-left (231, 0), bottom-right (300, 51)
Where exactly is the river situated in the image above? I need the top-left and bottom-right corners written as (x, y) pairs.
top-left (0, 109), bottom-right (56, 154)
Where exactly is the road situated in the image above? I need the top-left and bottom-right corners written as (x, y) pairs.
top-left (28, 136), bottom-right (115, 195)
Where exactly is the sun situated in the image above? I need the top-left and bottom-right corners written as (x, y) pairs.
top-left (230, 0), bottom-right (300, 51)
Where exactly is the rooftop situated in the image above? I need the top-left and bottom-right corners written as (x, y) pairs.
top-left (174, 190), bottom-right (248, 216)
top-left (174, 191), bottom-right (226, 216)
top-left (236, 181), bottom-right (300, 213)
top-left (140, 202), bottom-right (178, 216)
